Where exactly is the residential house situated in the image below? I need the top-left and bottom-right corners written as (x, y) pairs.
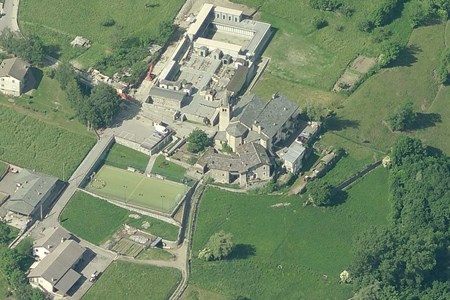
top-left (0, 57), bottom-right (30, 96)
top-left (28, 240), bottom-right (86, 296)
top-left (33, 227), bottom-right (72, 261)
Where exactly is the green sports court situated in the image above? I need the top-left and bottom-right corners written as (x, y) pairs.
top-left (86, 165), bottom-right (188, 213)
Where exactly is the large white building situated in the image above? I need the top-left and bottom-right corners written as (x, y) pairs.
top-left (0, 57), bottom-right (30, 96)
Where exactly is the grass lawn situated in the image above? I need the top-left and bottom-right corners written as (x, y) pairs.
top-left (0, 107), bottom-right (94, 179)
top-left (234, 0), bottom-right (415, 105)
top-left (189, 167), bottom-right (391, 299)
top-left (83, 261), bottom-right (181, 300)
top-left (0, 161), bottom-right (8, 175)
top-left (0, 69), bottom-right (92, 137)
top-left (19, 0), bottom-right (184, 66)
top-left (60, 191), bottom-right (179, 244)
top-left (151, 155), bottom-right (187, 183)
top-left (87, 165), bottom-right (188, 213)
top-left (104, 143), bottom-right (149, 172)
top-left (137, 248), bottom-right (175, 261)
top-left (322, 24), bottom-right (447, 153)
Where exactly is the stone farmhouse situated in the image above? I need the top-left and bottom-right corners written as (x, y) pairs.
top-left (147, 4), bottom-right (272, 125)
top-left (196, 142), bottom-right (271, 186)
top-left (215, 93), bottom-right (300, 152)
top-left (0, 57), bottom-right (30, 96)
top-left (28, 227), bottom-right (86, 297)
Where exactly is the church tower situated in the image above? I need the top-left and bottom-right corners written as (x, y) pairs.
top-left (219, 93), bottom-right (231, 131)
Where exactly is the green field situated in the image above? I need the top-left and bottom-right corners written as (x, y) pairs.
top-left (0, 161), bottom-right (8, 175)
top-left (87, 165), bottom-right (188, 213)
top-left (104, 143), bottom-right (149, 172)
top-left (60, 191), bottom-right (179, 244)
top-left (0, 107), bottom-right (94, 179)
top-left (137, 248), bottom-right (175, 261)
top-left (234, 0), bottom-right (415, 105)
top-left (151, 155), bottom-right (187, 183)
top-left (19, 0), bottom-right (184, 66)
top-left (189, 167), bottom-right (391, 299)
top-left (0, 69), bottom-right (92, 136)
top-left (83, 261), bottom-right (181, 300)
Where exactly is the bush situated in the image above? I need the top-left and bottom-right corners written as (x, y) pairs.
top-left (198, 231), bottom-right (234, 261)
top-left (312, 17), bottom-right (328, 29)
top-left (337, 5), bottom-right (354, 17)
top-left (369, 0), bottom-right (405, 27)
top-left (306, 179), bottom-right (334, 206)
top-left (309, 0), bottom-right (341, 11)
top-left (387, 101), bottom-right (416, 131)
top-left (378, 41), bottom-right (402, 67)
top-left (101, 17), bottom-right (116, 27)
top-left (358, 19), bottom-right (374, 32)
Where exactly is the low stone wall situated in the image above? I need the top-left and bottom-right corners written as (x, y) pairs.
top-left (115, 136), bottom-right (151, 156)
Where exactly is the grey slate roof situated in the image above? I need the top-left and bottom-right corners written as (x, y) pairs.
top-left (226, 122), bottom-right (248, 137)
top-left (4, 170), bottom-right (58, 216)
top-left (28, 240), bottom-right (85, 292)
top-left (0, 57), bottom-right (29, 81)
top-left (200, 142), bottom-right (270, 173)
top-left (149, 86), bottom-right (187, 102)
top-left (254, 93), bottom-right (299, 139)
top-left (230, 93), bottom-right (299, 140)
top-left (53, 269), bottom-right (81, 295)
top-left (34, 227), bottom-right (71, 252)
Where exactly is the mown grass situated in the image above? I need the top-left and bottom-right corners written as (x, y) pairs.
top-left (137, 248), bottom-right (175, 261)
top-left (0, 69), bottom-right (92, 136)
top-left (0, 107), bottom-right (94, 179)
top-left (0, 161), bottom-right (8, 175)
top-left (189, 167), bottom-right (391, 299)
top-left (83, 261), bottom-right (181, 300)
top-left (60, 191), bottom-right (179, 244)
top-left (19, 0), bottom-right (184, 66)
top-left (151, 155), bottom-right (187, 183)
top-left (235, 0), bottom-right (416, 105)
top-left (323, 23), bottom-right (448, 153)
top-left (104, 143), bottom-right (149, 172)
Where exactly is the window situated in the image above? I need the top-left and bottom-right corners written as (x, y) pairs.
top-left (12, 80), bottom-right (15, 83)
top-left (235, 17), bottom-right (238, 22)
top-left (229, 16), bottom-right (232, 21)
top-left (263, 172), bottom-right (266, 176)
top-left (222, 14), bottom-right (225, 19)
top-left (216, 13), bottom-right (220, 18)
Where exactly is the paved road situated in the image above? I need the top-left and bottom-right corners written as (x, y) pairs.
top-left (0, 0), bottom-right (20, 32)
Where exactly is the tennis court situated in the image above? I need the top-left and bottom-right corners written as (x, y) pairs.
top-left (87, 165), bottom-right (188, 213)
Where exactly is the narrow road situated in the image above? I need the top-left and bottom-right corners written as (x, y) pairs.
top-left (31, 134), bottom-right (114, 233)
top-left (0, 0), bottom-right (20, 33)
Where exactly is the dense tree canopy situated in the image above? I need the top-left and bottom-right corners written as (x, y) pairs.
top-left (198, 231), bottom-right (234, 261)
top-left (83, 83), bottom-right (121, 129)
top-left (307, 179), bottom-right (334, 206)
top-left (187, 129), bottom-right (211, 153)
top-left (0, 29), bottom-right (45, 65)
top-left (387, 101), bottom-right (416, 131)
top-left (351, 137), bottom-right (450, 299)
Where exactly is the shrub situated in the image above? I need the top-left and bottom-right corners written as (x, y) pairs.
top-left (358, 19), bottom-right (374, 32)
top-left (309, 0), bottom-right (341, 11)
top-left (312, 17), bottom-right (328, 29)
top-left (387, 101), bottom-right (416, 131)
top-left (306, 179), bottom-right (334, 206)
top-left (198, 231), bottom-right (234, 261)
top-left (378, 41), bottom-right (402, 67)
top-left (101, 17), bottom-right (116, 27)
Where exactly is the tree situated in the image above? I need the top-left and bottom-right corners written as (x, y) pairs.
top-left (0, 29), bottom-right (45, 65)
top-left (187, 129), bottom-right (211, 153)
top-left (83, 83), bottom-right (121, 129)
top-left (55, 62), bottom-right (76, 90)
top-left (390, 136), bottom-right (426, 166)
top-left (306, 180), bottom-right (334, 206)
top-left (305, 101), bottom-right (327, 121)
top-left (309, 0), bottom-right (342, 11)
top-left (312, 17), bottom-right (328, 29)
top-left (378, 41), bottom-right (402, 66)
top-left (387, 101), bottom-right (416, 131)
top-left (198, 231), bottom-right (234, 261)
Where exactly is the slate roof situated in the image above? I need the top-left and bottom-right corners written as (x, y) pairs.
top-left (34, 227), bottom-right (71, 252)
top-left (149, 86), bottom-right (187, 102)
top-left (230, 93), bottom-right (299, 140)
top-left (200, 142), bottom-right (270, 173)
top-left (28, 240), bottom-right (85, 294)
top-left (0, 57), bottom-right (29, 81)
top-left (4, 170), bottom-right (58, 216)
top-left (226, 122), bottom-right (248, 137)
top-left (53, 269), bottom-right (81, 295)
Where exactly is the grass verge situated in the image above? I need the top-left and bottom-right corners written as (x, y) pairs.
top-left (151, 155), bottom-right (187, 183)
top-left (104, 143), bottom-right (149, 172)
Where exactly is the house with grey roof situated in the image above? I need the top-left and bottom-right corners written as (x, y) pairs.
top-left (28, 239), bottom-right (86, 296)
top-left (0, 57), bottom-right (30, 96)
top-left (2, 169), bottom-right (64, 220)
top-left (278, 141), bottom-right (306, 174)
top-left (147, 86), bottom-right (189, 110)
top-left (216, 93), bottom-right (300, 152)
top-left (196, 142), bottom-right (271, 186)
top-left (33, 227), bottom-right (72, 261)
